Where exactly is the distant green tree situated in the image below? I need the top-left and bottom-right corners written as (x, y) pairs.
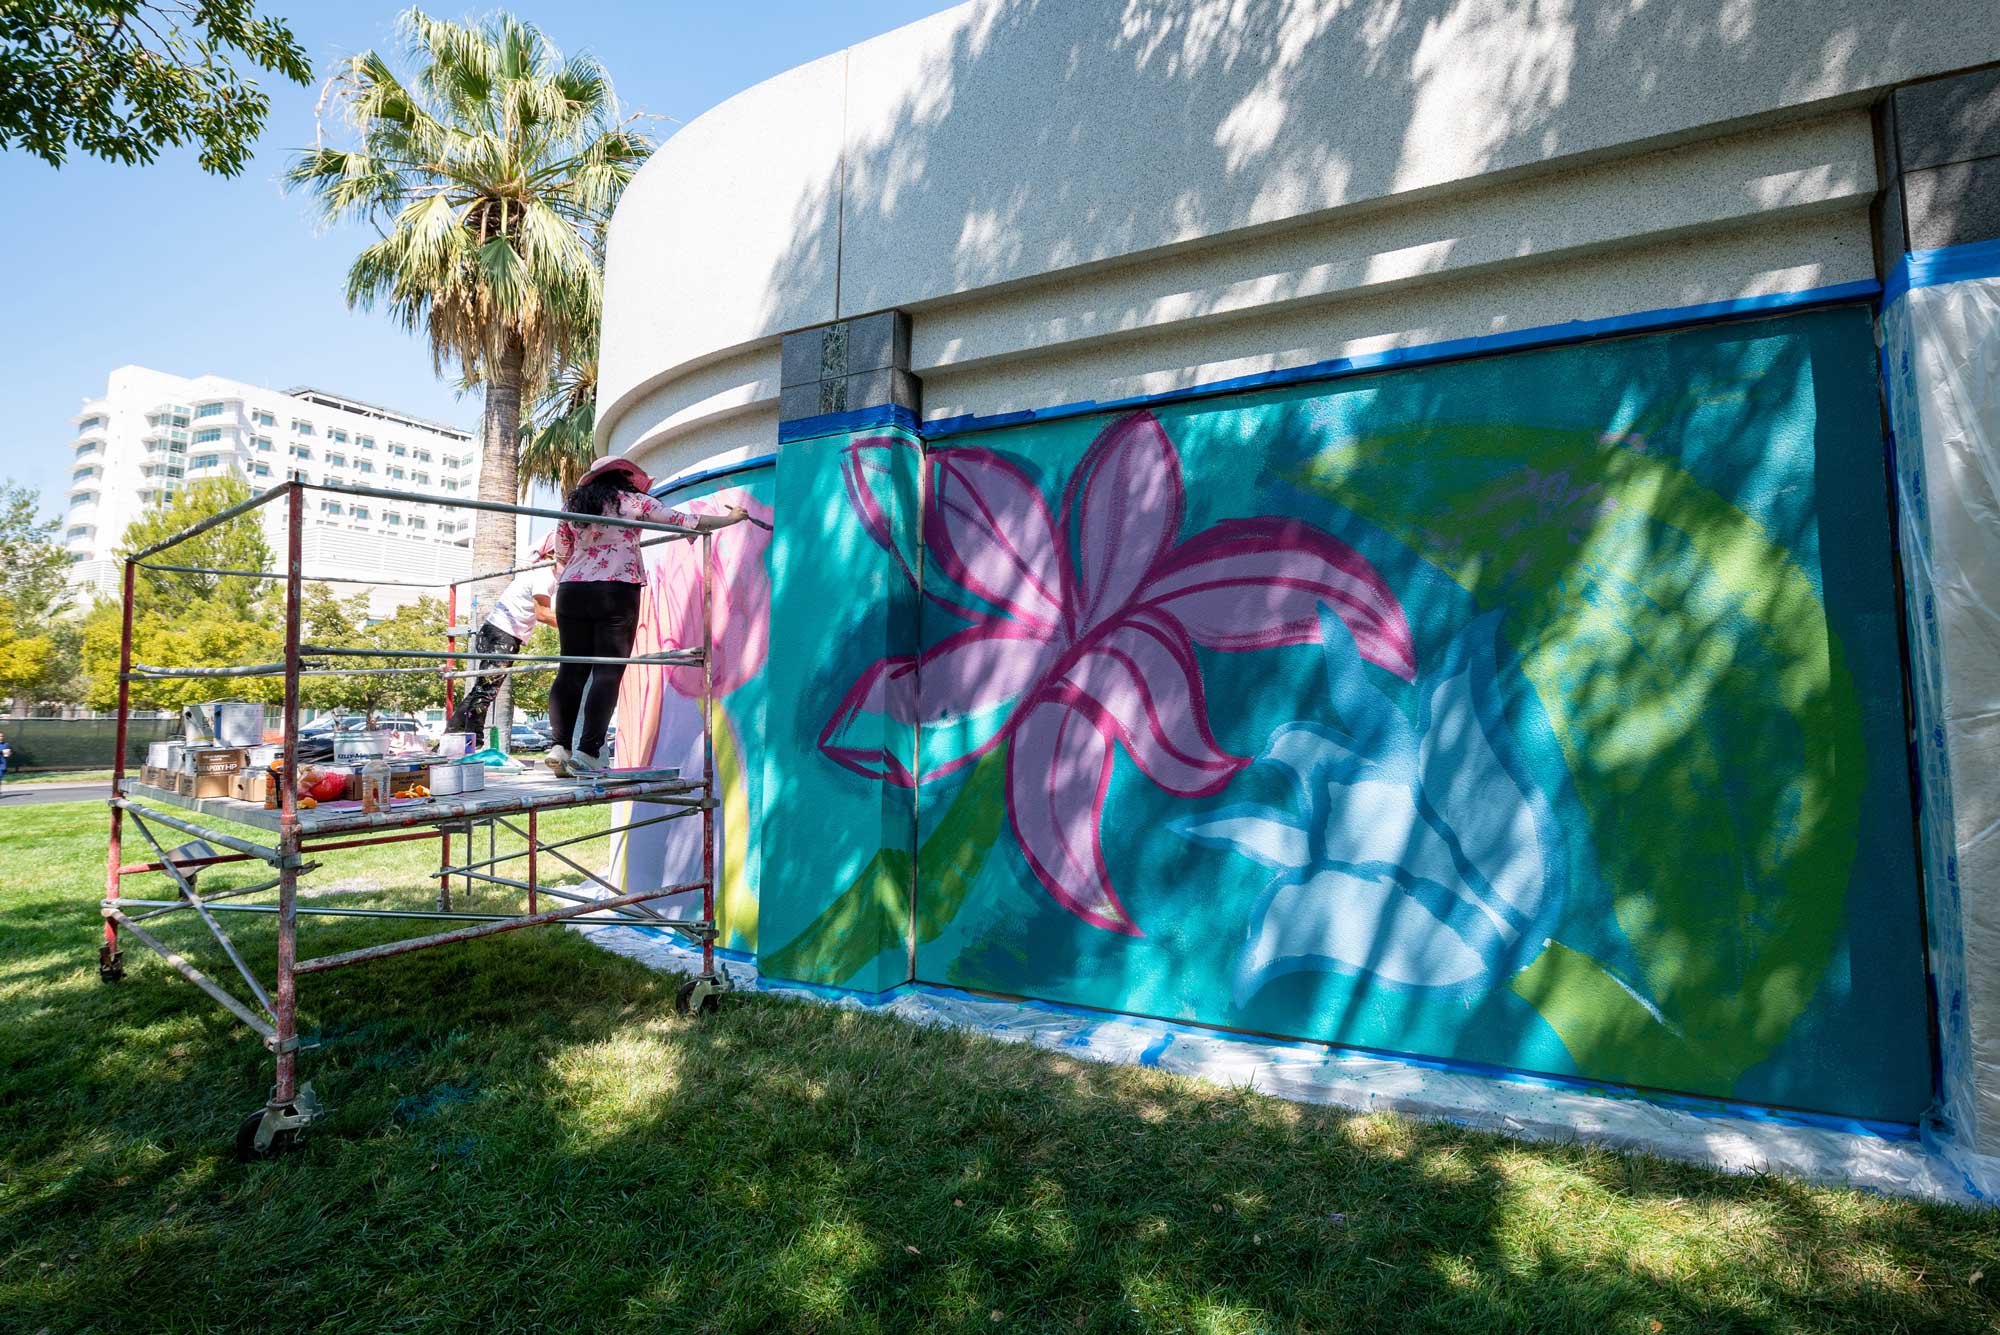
top-left (0, 0), bottom-right (310, 175)
top-left (80, 477), bottom-right (282, 709)
top-left (346, 595), bottom-right (449, 719)
top-left (0, 479), bottom-right (73, 623)
top-left (298, 581), bottom-right (370, 713)
top-left (0, 479), bottom-right (83, 708)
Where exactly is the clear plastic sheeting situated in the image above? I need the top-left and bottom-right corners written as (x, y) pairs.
top-left (1884, 248), bottom-right (2000, 1173)
top-left (586, 924), bottom-right (1992, 1208)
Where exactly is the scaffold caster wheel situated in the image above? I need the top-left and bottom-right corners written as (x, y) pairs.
top-left (676, 978), bottom-right (722, 1016)
top-left (234, 1083), bottom-right (323, 1162)
top-left (98, 945), bottom-right (124, 984)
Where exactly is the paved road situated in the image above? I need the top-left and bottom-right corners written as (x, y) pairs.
top-left (0, 782), bottom-right (113, 807)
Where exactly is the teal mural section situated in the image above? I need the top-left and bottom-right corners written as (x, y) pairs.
top-left (772, 307), bottom-right (1928, 1123)
top-left (756, 427), bottom-right (922, 994)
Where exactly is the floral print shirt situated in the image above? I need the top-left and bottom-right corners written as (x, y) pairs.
top-left (549, 492), bottom-right (693, 585)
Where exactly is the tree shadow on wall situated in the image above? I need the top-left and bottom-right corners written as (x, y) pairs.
top-left (758, 0), bottom-right (1913, 343)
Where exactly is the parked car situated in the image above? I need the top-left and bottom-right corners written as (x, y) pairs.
top-left (295, 714), bottom-right (426, 762)
top-left (509, 725), bottom-right (549, 752)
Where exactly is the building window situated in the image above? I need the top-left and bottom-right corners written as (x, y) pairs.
top-left (289, 444), bottom-right (312, 460)
top-left (441, 478), bottom-right (459, 492)
top-left (411, 516), bottom-right (428, 531)
top-left (288, 468), bottom-right (309, 483)
top-left (329, 428), bottom-right (348, 444)
top-left (352, 505), bottom-right (370, 520)
top-left (252, 462), bottom-right (271, 478)
top-left (389, 443), bottom-right (407, 457)
top-left (386, 512), bottom-right (403, 526)
top-left (251, 436), bottom-right (271, 452)
top-left (67, 526), bottom-right (90, 540)
top-left (191, 454), bottom-right (217, 469)
top-left (413, 471), bottom-right (429, 486)
top-left (194, 402), bottom-right (226, 418)
top-left (358, 459), bottom-right (376, 474)
top-left (389, 466), bottom-right (406, 480)
top-left (74, 441), bottom-right (102, 457)
top-left (254, 410), bottom-right (276, 427)
top-left (292, 419), bottom-right (314, 436)
top-left (321, 500), bottom-right (343, 515)
top-left (326, 452), bottom-right (346, 468)
top-left (357, 435), bottom-right (375, 450)
top-left (193, 428), bottom-right (223, 444)
top-left (414, 449), bottom-right (431, 463)
top-left (78, 415), bottom-right (106, 432)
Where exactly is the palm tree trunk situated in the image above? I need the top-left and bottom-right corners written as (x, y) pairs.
top-left (473, 339), bottom-right (525, 749)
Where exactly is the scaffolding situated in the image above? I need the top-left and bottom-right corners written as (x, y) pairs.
top-left (100, 480), bottom-right (725, 1159)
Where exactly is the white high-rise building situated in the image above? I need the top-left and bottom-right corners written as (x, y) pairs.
top-left (64, 366), bottom-right (486, 613)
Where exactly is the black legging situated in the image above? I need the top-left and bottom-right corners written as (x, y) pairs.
top-left (548, 579), bottom-right (641, 759)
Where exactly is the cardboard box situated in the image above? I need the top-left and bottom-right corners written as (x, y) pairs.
top-left (193, 770), bottom-right (235, 800)
top-left (173, 772), bottom-right (194, 797)
top-left (232, 769), bottom-right (268, 804)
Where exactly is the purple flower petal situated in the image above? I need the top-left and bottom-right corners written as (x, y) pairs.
top-left (1141, 517), bottom-right (1417, 680)
top-left (818, 619), bottom-right (1058, 787)
top-left (840, 436), bottom-right (925, 594)
top-left (927, 449), bottom-right (1065, 629)
top-left (1060, 609), bottom-right (1246, 797)
top-left (1061, 411), bottom-right (1184, 636)
top-left (1007, 696), bottom-right (1142, 936)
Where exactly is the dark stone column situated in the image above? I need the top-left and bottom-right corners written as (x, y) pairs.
top-left (1875, 64), bottom-right (2000, 272)
top-left (777, 310), bottom-right (920, 431)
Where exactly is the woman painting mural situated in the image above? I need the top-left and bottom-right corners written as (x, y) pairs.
top-left (544, 456), bottom-right (751, 777)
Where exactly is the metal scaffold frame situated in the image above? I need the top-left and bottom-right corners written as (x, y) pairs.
top-left (100, 479), bottom-right (726, 1158)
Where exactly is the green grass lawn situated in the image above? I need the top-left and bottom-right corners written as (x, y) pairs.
top-left (6, 767), bottom-right (115, 785)
top-left (3, 800), bottom-right (1999, 1333)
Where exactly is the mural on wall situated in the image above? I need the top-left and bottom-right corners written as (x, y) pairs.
top-left (822, 414), bottom-right (1416, 935)
top-left (611, 475), bottom-right (772, 953)
top-left (760, 306), bottom-right (1930, 1124)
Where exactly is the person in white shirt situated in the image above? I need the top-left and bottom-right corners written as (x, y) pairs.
top-left (448, 543), bottom-right (560, 739)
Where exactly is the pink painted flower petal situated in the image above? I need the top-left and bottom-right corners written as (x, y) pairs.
top-left (1059, 609), bottom-right (1246, 797)
top-left (927, 449), bottom-right (1064, 628)
top-left (841, 436), bottom-right (924, 593)
top-left (817, 655), bottom-right (920, 786)
top-left (659, 489), bottom-right (772, 698)
top-left (1141, 517), bottom-right (1417, 681)
top-left (1061, 411), bottom-right (1185, 635)
top-left (817, 620), bottom-right (1057, 786)
top-left (1007, 697), bottom-right (1142, 936)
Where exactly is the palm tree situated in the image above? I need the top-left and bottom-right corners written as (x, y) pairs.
top-left (518, 340), bottom-right (598, 499)
top-left (288, 8), bottom-right (648, 608)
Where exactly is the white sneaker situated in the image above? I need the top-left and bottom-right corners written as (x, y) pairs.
top-left (564, 749), bottom-right (608, 778)
top-left (544, 744), bottom-right (569, 774)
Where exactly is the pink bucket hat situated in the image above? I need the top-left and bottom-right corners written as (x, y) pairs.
top-left (574, 455), bottom-right (652, 490)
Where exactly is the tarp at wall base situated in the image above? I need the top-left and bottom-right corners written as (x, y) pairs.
top-left (581, 922), bottom-right (1995, 1209)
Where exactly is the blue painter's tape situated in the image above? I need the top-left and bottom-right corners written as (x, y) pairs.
top-left (777, 402), bottom-right (920, 444)
top-left (1882, 236), bottom-right (2000, 311)
top-left (652, 454), bottom-right (776, 501)
top-left (922, 279), bottom-right (1882, 439)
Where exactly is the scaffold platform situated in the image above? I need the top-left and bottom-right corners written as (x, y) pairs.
top-left (98, 479), bottom-right (729, 1160)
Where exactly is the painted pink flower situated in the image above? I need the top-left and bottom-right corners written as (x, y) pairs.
top-left (821, 411), bottom-right (1415, 935)
top-left (616, 489), bottom-right (772, 770)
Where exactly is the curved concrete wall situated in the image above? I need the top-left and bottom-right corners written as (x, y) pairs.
top-left (600, 0), bottom-right (1999, 478)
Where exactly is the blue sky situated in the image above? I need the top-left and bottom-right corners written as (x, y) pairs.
top-left (0, 1), bottom-right (946, 522)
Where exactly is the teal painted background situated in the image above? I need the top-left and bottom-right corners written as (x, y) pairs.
top-left (720, 308), bottom-right (1929, 1123)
